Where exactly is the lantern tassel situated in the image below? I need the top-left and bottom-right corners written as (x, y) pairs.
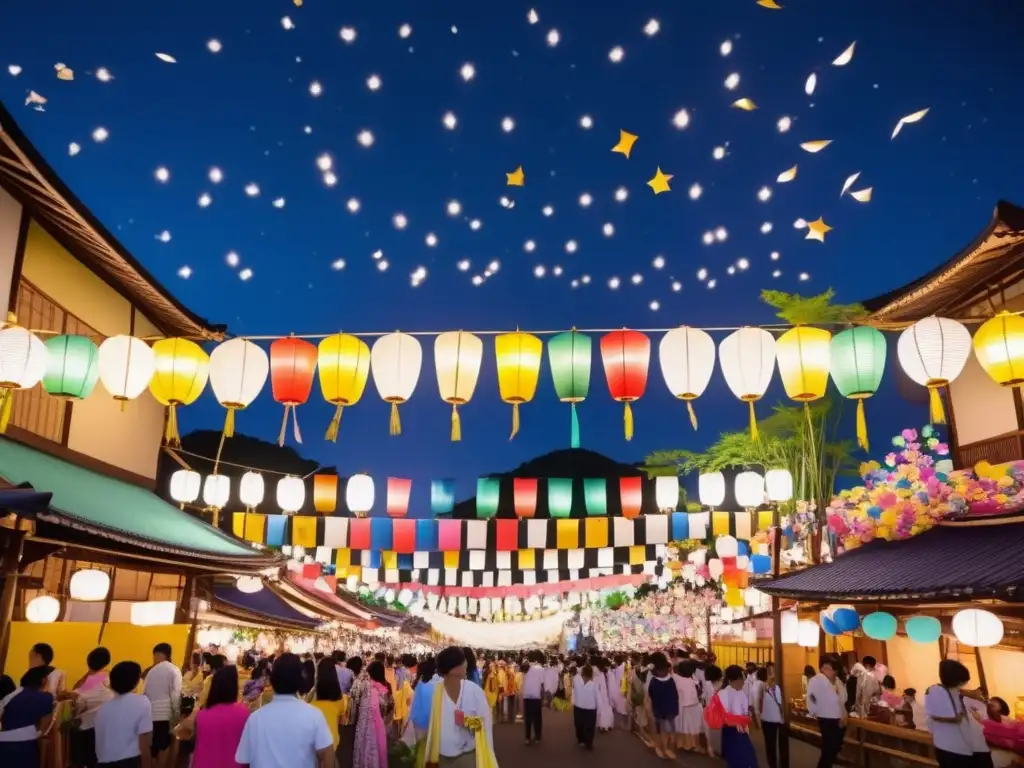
top-left (0, 390), bottom-right (11, 433)
top-left (856, 399), bottom-right (869, 452)
top-left (120, 399), bottom-right (127, 413)
top-left (277, 405), bottom-right (290, 447)
top-left (164, 404), bottom-right (181, 447)
top-left (570, 403), bottom-right (580, 449)
top-left (325, 404), bottom-right (344, 442)
top-left (928, 387), bottom-right (947, 425)
top-left (686, 400), bottom-right (698, 431)
top-left (623, 401), bottom-right (634, 442)
top-left (223, 407), bottom-right (236, 439)
top-left (509, 402), bottom-right (520, 441)
top-left (450, 404), bottom-right (462, 442)
top-left (291, 406), bottom-right (303, 444)
top-left (389, 401), bottom-right (402, 436)
top-left (748, 400), bottom-right (759, 442)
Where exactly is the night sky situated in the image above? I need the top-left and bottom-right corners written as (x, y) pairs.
top-left (2, 1), bottom-right (1021, 513)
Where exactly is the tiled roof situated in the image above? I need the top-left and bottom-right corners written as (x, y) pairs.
top-left (759, 520), bottom-right (1024, 603)
top-left (213, 583), bottom-right (320, 629)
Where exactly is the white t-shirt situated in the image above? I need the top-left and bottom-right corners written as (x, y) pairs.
top-left (521, 666), bottom-right (545, 700)
top-left (94, 693), bottom-right (153, 763)
top-left (719, 686), bottom-right (750, 717)
top-left (235, 695), bottom-right (335, 768)
top-left (806, 674), bottom-right (845, 719)
top-left (573, 680), bottom-right (598, 710)
top-left (142, 660), bottom-right (182, 722)
top-left (924, 686), bottom-right (988, 755)
top-left (761, 685), bottom-right (783, 724)
top-left (434, 681), bottom-right (493, 759)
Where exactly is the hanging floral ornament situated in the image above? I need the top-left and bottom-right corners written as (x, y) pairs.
top-left (434, 331), bottom-right (483, 441)
top-left (270, 336), bottom-right (317, 446)
top-left (42, 334), bottom-right (100, 400)
top-left (318, 333), bottom-right (370, 442)
top-left (548, 330), bottom-right (591, 448)
top-left (97, 335), bottom-right (156, 407)
top-left (208, 338), bottom-right (269, 439)
top-left (830, 327), bottom-right (886, 450)
top-left (600, 329), bottom-right (651, 441)
top-left (149, 338), bottom-right (210, 447)
top-left (776, 326), bottom-right (832, 428)
top-left (897, 317), bottom-right (971, 424)
top-left (719, 327), bottom-right (777, 440)
top-left (0, 326), bottom-right (48, 431)
top-left (371, 332), bottom-right (422, 436)
top-left (658, 326), bottom-right (716, 430)
top-left (495, 330), bottom-right (543, 439)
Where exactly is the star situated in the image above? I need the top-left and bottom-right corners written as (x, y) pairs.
top-left (757, 0), bottom-right (783, 7)
top-left (611, 130), bottom-right (638, 159)
top-left (647, 167), bottom-right (673, 194)
top-left (805, 217), bottom-right (833, 243)
top-left (506, 166), bottom-right (525, 186)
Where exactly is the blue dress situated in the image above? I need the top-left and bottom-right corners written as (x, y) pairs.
top-left (0, 688), bottom-right (55, 765)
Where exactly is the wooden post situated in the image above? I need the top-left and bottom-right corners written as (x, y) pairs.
top-left (0, 528), bottom-right (27, 672)
top-left (182, 576), bottom-right (200, 665)
top-left (771, 502), bottom-right (791, 768)
top-left (96, 567), bottom-right (117, 645)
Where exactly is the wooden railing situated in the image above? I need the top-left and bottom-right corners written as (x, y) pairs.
top-left (957, 430), bottom-right (1024, 468)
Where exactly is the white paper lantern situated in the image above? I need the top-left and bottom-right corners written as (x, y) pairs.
top-left (765, 469), bottom-right (794, 503)
top-left (371, 332), bottom-right (423, 434)
top-left (716, 535), bottom-right (739, 558)
top-left (69, 569), bottom-right (110, 601)
top-left (434, 332), bottom-right (484, 437)
top-left (719, 606), bottom-right (734, 622)
top-left (277, 475), bottom-right (305, 513)
top-left (345, 576), bottom-right (359, 592)
top-left (0, 327), bottom-right (48, 390)
top-left (209, 339), bottom-right (269, 429)
top-left (659, 326), bottom-right (716, 427)
top-left (743, 588), bottom-right (762, 608)
top-left (169, 469), bottom-right (201, 504)
top-left (236, 575), bottom-right (263, 594)
top-left (26, 594), bottom-right (61, 623)
top-left (97, 335), bottom-right (156, 401)
top-left (781, 611), bottom-right (799, 644)
top-left (699, 471), bottom-right (726, 507)
top-left (203, 474), bottom-right (230, 508)
top-left (655, 476), bottom-right (680, 511)
top-left (719, 327), bottom-right (776, 402)
top-left (897, 317), bottom-right (972, 422)
top-left (239, 471), bottom-right (265, 509)
top-left (130, 600), bottom-right (177, 627)
top-left (952, 609), bottom-right (1004, 648)
top-left (346, 474), bottom-right (374, 516)
top-left (742, 628), bottom-right (757, 644)
top-left (735, 471), bottom-right (765, 508)
top-left (797, 619), bottom-right (820, 648)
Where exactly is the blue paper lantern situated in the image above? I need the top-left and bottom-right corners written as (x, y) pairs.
top-left (862, 612), bottom-right (898, 640)
top-left (906, 615), bottom-right (942, 644)
top-left (820, 614), bottom-right (842, 635)
top-left (750, 554), bottom-right (772, 575)
top-left (833, 607), bottom-right (860, 633)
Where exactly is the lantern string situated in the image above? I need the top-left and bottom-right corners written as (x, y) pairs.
top-left (325, 404), bottom-right (344, 442)
top-left (167, 445), bottom-right (324, 480)
top-left (856, 399), bottom-right (870, 452)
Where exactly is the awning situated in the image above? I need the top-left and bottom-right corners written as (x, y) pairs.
top-left (213, 583), bottom-right (321, 629)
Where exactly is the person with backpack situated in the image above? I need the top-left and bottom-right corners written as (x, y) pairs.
top-left (704, 665), bottom-right (758, 768)
top-left (644, 653), bottom-right (680, 759)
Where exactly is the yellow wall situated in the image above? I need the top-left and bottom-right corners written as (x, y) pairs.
top-left (0, 186), bottom-right (23, 312)
top-left (4, 621), bottom-right (189, 685)
top-left (21, 221), bottom-right (165, 479)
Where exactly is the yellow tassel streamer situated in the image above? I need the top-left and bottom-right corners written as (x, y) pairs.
top-left (623, 401), bottom-right (634, 441)
top-left (450, 404), bottom-right (462, 442)
top-left (748, 400), bottom-right (759, 442)
top-left (120, 399), bottom-right (127, 413)
top-left (686, 400), bottom-right (698, 431)
top-left (928, 387), bottom-right (946, 424)
top-left (223, 407), bottom-right (236, 439)
top-left (389, 401), bottom-right (402, 436)
top-left (856, 399), bottom-right (869, 452)
top-left (325, 404), bottom-right (344, 442)
top-left (509, 402), bottom-right (520, 440)
top-left (0, 389), bottom-right (11, 433)
top-left (164, 404), bottom-right (181, 447)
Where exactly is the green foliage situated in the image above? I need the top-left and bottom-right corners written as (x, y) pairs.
top-left (604, 592), bottom-right (627, 610)
top-left (760, 288), bottom-right (867, 325)
top-left (231, 628), bottom-right (260, 644)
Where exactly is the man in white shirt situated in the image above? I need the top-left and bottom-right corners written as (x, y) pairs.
top-left (806, 657), bottom-right (847, 768)
top-left (141, 642), bottom-right (181, 768)
top-left (542, 658), bottom-right (561, 707)
top-left (236, 653), bottom-right (335, 768)
top-left (522, 651), bottom-right (547, 745)
top-left (572, 666), bottom-right (599, 749)
top-left (95, 661), bottom-right (153, 768)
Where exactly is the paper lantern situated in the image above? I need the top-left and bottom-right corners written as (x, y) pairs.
top-left (897, 317), bottom-right (972, 424)
top-left (750, 554), bottom-right (771, 574)
top-left (345, 576), bottom-right (359, 592)
top-left (26, 595), bottom-right (60, 623)
top-left (621, 476), bottom-right (642, 519)
top-left (313, 474), bottom-right (338, 513)
top-left (831, 327), bottom-right (887, 450)
top-left (905, 615), bottom-right (942, 644)
top-left (236, 575), bottom-right (263, 594)
top-left (277, 475), bottom-right (306, 513)
top-left (584, 478), bottom-right (608, 516)
top-left (130, 601), bottom-right (177, 627)
top-left (699, 472), bottom-right (726, 508)
top-left (764, 469), bottom-right (794, 503)
top-left (655, 476), bottom-right (679, 511)
top-left (318, 333), bottom-right (371, 441)
top-left (952, 609), bottom-right (1004, 648)
top-left (495, 331), bottom-right (543, 439)
top-left (734, 471), bottom-right (765, 509)
top-left (862, 611), bottom-right (897, 641)
top-left (781, 611), bottom-right (799, 644)
top-left (717, 535), bottom-right (739, 558)
top-left (387, 477), bottom-right (412, 518)
top-left (659, 326), bottom-right (716, 429)
top-left (600, 329), bottom-right (651, 441)
top-left (97, 335), bottom-right (155, 405)
top-left (69, 569), bottom-right (110, 601)
top-left (430, 479), bottom-right (455, 516)
top-left (0, 327), bottom-right (48, 432)
top-left (347, 473), bottom-right (374, 516)
top-left (371, 332), bottom-right (423, 436)
top-left (169, 469), bottom-right (201, 504)
top-left (513, 478), bottom-right (539, 519)
top-left (973, 312), bottom-right (1024, 387)
top-left (776, 327), bottom-right (831, 406)
top-left (797, 619), bottom-right (820, 648)
top-left (43, 334), bottom-right (100, 400)
top-left (547, 330), bottom-right (592, 448)
top-left (719, 327), bottom-right (776, 440)
top-left (476, 477), bottom-right (500, 519)
top-left (434, 331), bottom-right (484, 441)
top-left (548, 478), bottom-right (573, 519)
top-left (831, 606), bottom-right (860, 632)
top-left (203, 474), bottom-right (230, 508)
top-left (270, 336), bottom-right (318, 446)
top-left (239, 471), bottom-right (265, 509)
top-left (149, 338), bottom-right (210, 447)
top-left (209, 338), bottom-right (270, 439)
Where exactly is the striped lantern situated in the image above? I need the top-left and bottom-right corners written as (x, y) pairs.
top-left (0, 327), bottom-right (48, 432)
top-left (547, 330), bottom-right (591, 448)
top-left (270, 336), bottom-right (318, 446)
top-left (658, 326), bottom-right (716, 430)
top-left (42, 334), bottom-right (100, 400)
top-left (600, 329), bottom-right (651, 441)
top-left (495, 331), bottom-right (543, 439)
top-left (897, 317), bottom-right (972, 425)
top-left (318, 333), bottom-right (370, 442)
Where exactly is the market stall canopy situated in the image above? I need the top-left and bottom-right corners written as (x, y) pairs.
top-left (758, 518), bottom-right (1024, 603)
top-left (0, 485), bottom-right (52, 517)
top-left (212, 582), bottom-right (321, 631)
top-left (273, 571), bottom-right (405, 628)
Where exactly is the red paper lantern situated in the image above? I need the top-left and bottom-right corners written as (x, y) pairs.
top-left (387, 477), bottom-right (412, 519)
top-left (271, 336), bottom-right (318, 446)
top-left (620, 476), bottom-right (642, 520)
top-left (600, 330), bottom-right (650, 441)
top-left (513, 478), bottom-right (539, 519)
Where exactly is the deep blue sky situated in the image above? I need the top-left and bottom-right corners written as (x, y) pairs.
top-left (3, 1), bottom-right (1020, 512)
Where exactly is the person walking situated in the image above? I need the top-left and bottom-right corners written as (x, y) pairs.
top-left (759, 668), bottom-right (784, 768)
top-left (421, 646), bottom-right (497, 768)
top-left (718, 665), bottom-right (758, 768)
top-left (94, 661), bottom-right (153, 768)
top-left (572, 665), bottom-right (598, 750)
top-left (142, 643), bottom-right (181, 768)
top-left (521, 651), bottom-right (545, 745)
top-left (806, 658), bottom-right (847, 768)
top-left (191, 666), bottom-right (249, 768)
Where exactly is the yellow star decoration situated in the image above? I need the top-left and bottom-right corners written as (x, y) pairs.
top-left (611, 130), bottom-right (639, 159)
top-left (506, 166), bottom-right (525, 186)
top-left (756, 0), bottom-right (783, 8)
top-left (647, 167), bottom-right (673, 194)
top-left (805, 217), bottom-right (833, 243)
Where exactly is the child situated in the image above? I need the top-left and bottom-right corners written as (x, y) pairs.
top-left (573, 665), bottom-right (598, 750)
top-left (703, 664), bottom-right (724, 757)
top-left (674, 660), bottom-right (703, 752)
top-left (717, 665), bottom-right (757, 768)
top-left (645, 653), bottom-right (680, 759)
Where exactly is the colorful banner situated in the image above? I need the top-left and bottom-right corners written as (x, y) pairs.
top-left (583, 478), bottom-right (607, 517)
top-left (513, 478), bottom-right (538, 519)
top-left (476, 478), bottom-right (500, 519)
top-left (430, 479), bottom-right (456, 516)
top-left (386, 477), bottom-right (412, 518)
top-left (548, 478), bottom-right (573, 518)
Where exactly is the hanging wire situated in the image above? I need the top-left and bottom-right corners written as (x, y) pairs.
top-left (168, 446), bottom-right (323, 480)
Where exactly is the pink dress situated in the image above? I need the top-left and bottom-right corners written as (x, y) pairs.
top-left (193, 702), bottom-right (250, 768)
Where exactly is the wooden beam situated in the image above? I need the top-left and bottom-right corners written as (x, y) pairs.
top-left (0, 528), bottom-right (27, 671)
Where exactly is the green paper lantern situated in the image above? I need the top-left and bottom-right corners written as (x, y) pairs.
top-left (583, 478), bottom-right (607, 516)
top-left (548, 477), bottom-right (573, 519)
top-left (43, 334), bottom-right (100, 400)
top-left (475, 477), bottom-right (500, 519)
top-left (830, 327), bottom-right (886, 451)
top-left (547, 330), bottom-right (591, 448)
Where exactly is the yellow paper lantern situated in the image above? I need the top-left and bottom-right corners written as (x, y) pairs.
top-left (973, 312), bottom-right (1024, 388)
top-left (318, 333), bottom-right (371, 441)
top-left (495, 331), bottom-right (543, 439)
top-left (434, 331), bottom-right (483, 441)
top-left (149, 338), bottom-right (210, 447)
top-left (776, 326), bottom-right (831, 426)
